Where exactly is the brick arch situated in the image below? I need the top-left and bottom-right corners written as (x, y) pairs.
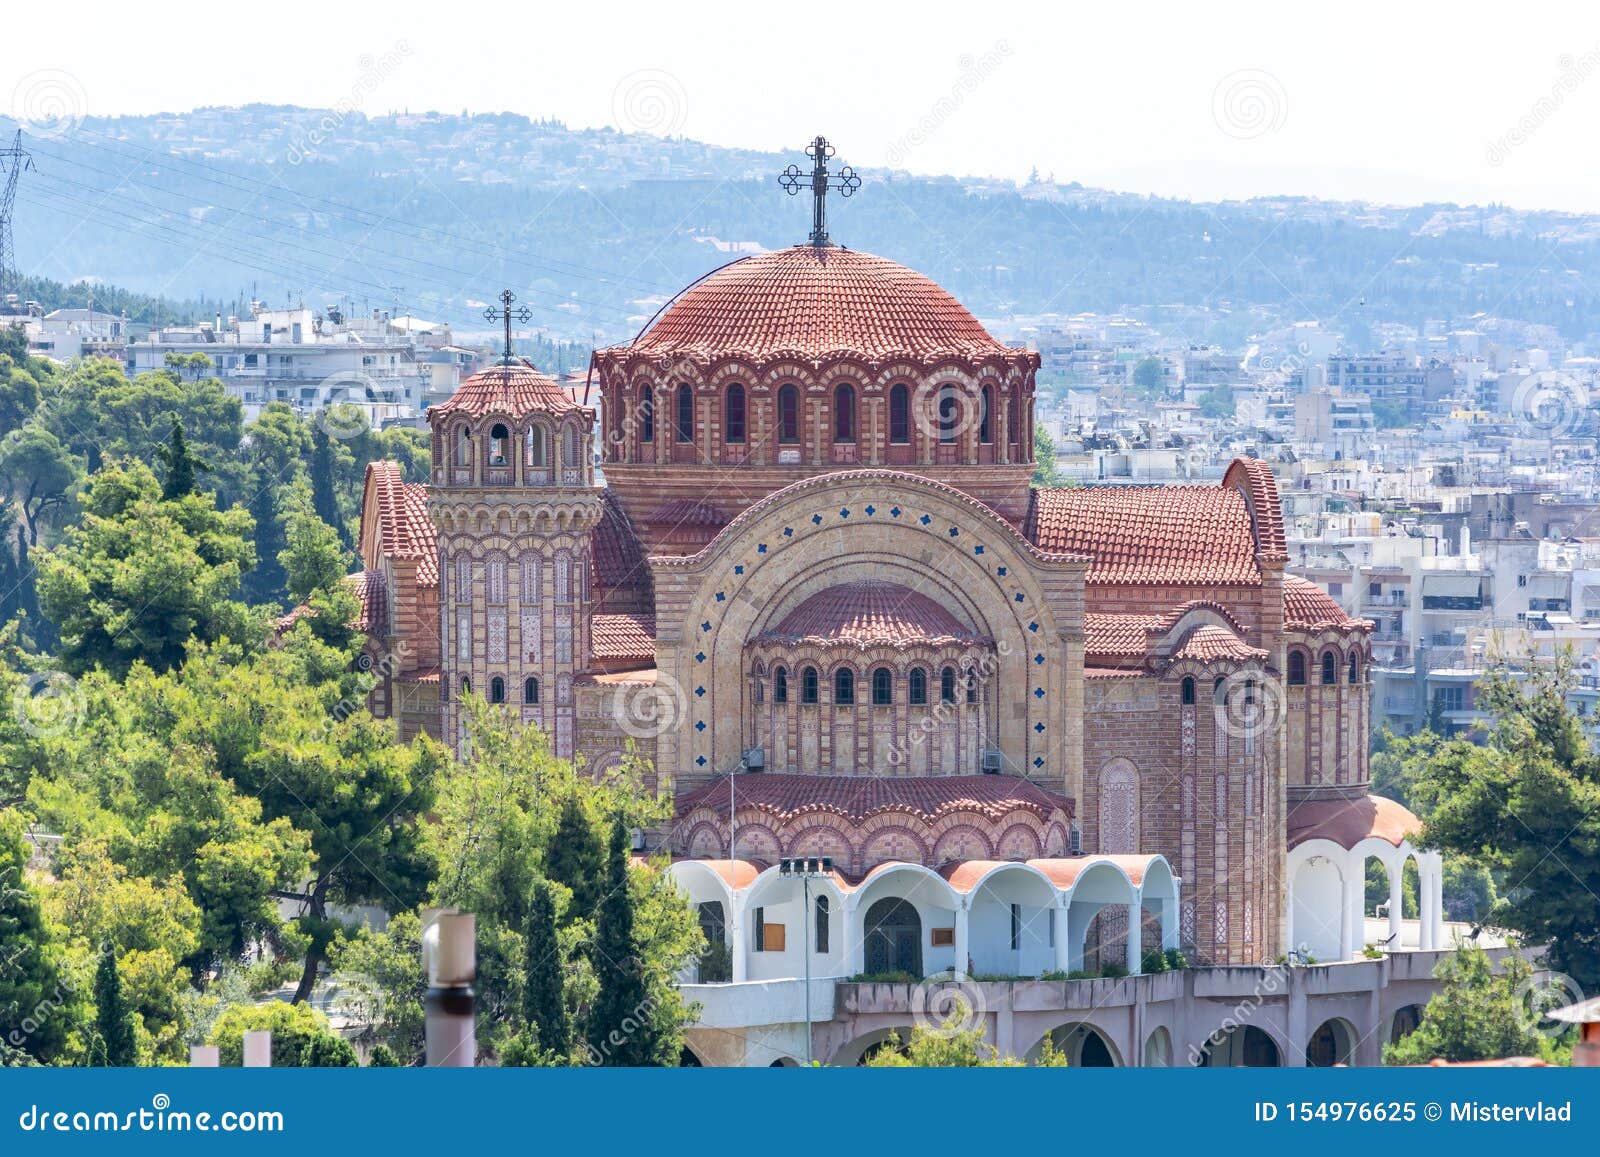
top-left (931, 823), bottom-right (995, 864)
top-left (860, 824), bottom-right (932, 870)
top-left (685, 821), bottom-right (724, 859)
top-left (994, 820), bottom-right (1045, 860)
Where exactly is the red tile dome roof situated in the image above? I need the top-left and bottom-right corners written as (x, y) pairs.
top-left (622, 246), bottom-right (1022, 365)
top-left (1283, 574), bottom-right (1365, 629)
top-left (430, 360), bottom-right (581, 420)
top-left (761, 581), bottom-right (982, 649)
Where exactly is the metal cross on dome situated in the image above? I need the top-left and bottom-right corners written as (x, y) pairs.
top-left (779, 135), bottom-right (861, 247)
top-left (483, 288), bottom-right (532, 364)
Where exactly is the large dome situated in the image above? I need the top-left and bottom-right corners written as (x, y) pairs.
top-left (628, 246), bottom-right (1017, 364)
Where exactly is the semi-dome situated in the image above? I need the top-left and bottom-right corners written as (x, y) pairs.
top-left (761, 581), bottom-right (982, 648)
top-left (429, 360), bottom-right (580, 421)
top-left (624, 246), bottom-right (1022, 365)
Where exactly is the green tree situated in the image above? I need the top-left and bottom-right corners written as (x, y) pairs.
top-left (1411, 660), bottom-right (1600, 990)
top-left (309, 427), bottom-right (343, 540)
top-left (367, 1043), bottom-right (401, 1067)
top-left (90, 941), bottom-right (136, 1066)
top-left (0, 426), bottom-right (78, 549)
top-left (1031, 422), bottom-right (1064, 488)
top-left (35, 460), bottom-right (259, 677)
top-left (328, 911), bottom-right (425, 1064)
top-left (547, 793), bottom-right (604, 923)
top-left (208, 1001), bottom-right (352, 1067)
top-left (524, 878), bottom-right (569, 1057)
top-left (862, 1002), bottom-right (1067, 1067)
top-left (1199, 384), bottom-right (1235, 419)
top-left (1131, 356), bottom-right (1164, 397)
top-left (0, 811), bottom-right (72, 1063)
top-left (156, 419), bottom-right (204, 501)
top-left (1384, 945), bottom-right (1564, 1064)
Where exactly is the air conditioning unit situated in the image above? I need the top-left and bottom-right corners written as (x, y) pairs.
top-left (742, 747), bottom-right (766, 771)
top-left (1068, 823), bottom-right (1083, 856)
top-left (981, 749), bottom-right (1003, 774)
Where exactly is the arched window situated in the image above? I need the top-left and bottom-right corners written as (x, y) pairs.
top-left (638, 387), bottom-right (654, 444)
top-left (889, 383), bottom-right (910, 444)
top-left (980, 385), bottom-right (994, 443)
top-left (524, 676), bottom-right (539, 704)
top-left (563, 424), bottom-right (581, 470)
top-left (1007, 391), bottom-right (1021, 445)
top-left (908, 666), bottom-right (928, 706)
top-left (489, 676), bottom-right (506, 704)
top-left (1321, 651), bottom-right (1337, 686)
top-left (774, 666), bottom-right (789, 704)
top-left (1348, 653), bottom-right (1361, 684)
top-left (675, 383), bottom-right (693, 443)
top-left (488, 423), bottom-right (509, 466)
top-left (801, 666), bottom-right (820, 705)
top-left (965, 668), bottom-right (978, 705)
top-left (815, 894), bottom-right (830, 954)
top-left (777, 384), bottom-right (800, 443)
top-left (454, 424), bottom-right (472, 466)
top-left (460, 676), bottom-right (471, 697)
top-left (834, 668), bottom-right (855, 706)
top-left (871, 666), bottom-right (893, 706)
top-left (940, 665), bottom-right (957, 704)
top-left (1181, 676), bottom-right (1196, 705)
top-left (937, 385), bottom-right (959, 444)
top-left (526, 424), bottom-right (546, 467)
top-left (725, 384), bottom-right (746, 443)
top-left (1287, 650), bottom-right (1307, 686)
top-left (833, 383), bottom-right (855, 442)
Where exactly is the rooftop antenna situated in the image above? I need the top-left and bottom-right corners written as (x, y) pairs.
top-left (0, 130), bottom-right (36, 299)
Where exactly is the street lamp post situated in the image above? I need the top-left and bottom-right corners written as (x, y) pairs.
top-left (778, 856), bottom-right (832, 1066)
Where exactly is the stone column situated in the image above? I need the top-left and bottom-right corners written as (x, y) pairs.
top-left (1387, 858), bottom-right (1404, 947)
top-left (1126, 901), bottom-right (1143, 975)
top-left (953, 901), bottom-right (970, 979)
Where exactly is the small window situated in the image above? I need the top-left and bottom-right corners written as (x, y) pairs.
top-left (489, 676), bottom-right (505, 704)
top-left (1181, 676), bottom-right (1196, 705)
top-left (488, 423), bottom-right (509, 467)
top-left (1288, 651), bottom-right (1307, 686)
top-left (526, 424), bottom-right (546, 467)
top-left (965, 669), bottom-right (978, 705)
top-left (753, 906), bottom-right (765, 952)
top-left (834, 668), bottom-right (855, 706)
top-left (1348, 654), bottom-right (1361, 684)
top-left (801, 666), bottom-right (820, 705)
top-left (872, 666), bottom-right (893, 706)
top-left (940, 666), bottom-right (957, 705)
top-left (524, 677), bottom-right (539, 704)
top-left (778, 384), bottom-right (800, 443)
top-left (1010, 903), bottom-right (1021, 951)
top-left (774, 667), bottom-right (789, 704)
top-left (937, 385), bottom-right (959, 444)
top-left (909, 667), bottom-right (928, 706)
top-left (454, 425), bottom-right (472, 466)
top-left (725, 384), bottom-right (746, 443)
top-left (1007, 391), bottom-right (1021, 445)
top-left (675, 383), bottom-right (693, 443)
top-left (980, 386), bottom-right (993, 444)
top-left (833, 384), bottom-right (855, 442)
top-left (815, 895), bottom-right (829, 954)
top-left (1321, 652), bottom-right (1337, 685)
top-left (638, 387), bottom-right (654, 444)
top-left (889, 383), bottom-right (910, 444)
top-left (461, 676), bottom-right (471, 697)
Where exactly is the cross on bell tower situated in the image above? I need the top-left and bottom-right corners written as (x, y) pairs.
top-left (483, 288), bottom-right (532, 365)
top-left (779, 135), bottom-right (861, 248)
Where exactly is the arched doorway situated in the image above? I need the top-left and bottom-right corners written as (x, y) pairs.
top-left (1037, 1023), bottom-right (1120, 1067)
top-left (678, 1046), bottom-right (703, 1067)
top-left (1198, 1025), bottom-right (1281, 1067)
top-left (1306, 1018), bottom-right (1356, 1067)
top-left (1390, 1004), bottom-right (1424, 1048)
top-left (863, 897), bottom-right (923, 977)
top-left (1143, 1026), bottom-right (1173, 1067)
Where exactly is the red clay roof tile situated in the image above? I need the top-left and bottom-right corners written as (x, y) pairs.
top-left (676, 773), bottom-right (1071, 825)
top-left (763, 581), bottom-right (982, 649)
top-left (591, 613), bottom-right (655, 663)
top-left (430, 360), bottom-right (581, 420)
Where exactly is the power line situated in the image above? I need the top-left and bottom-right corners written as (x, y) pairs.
top-left (0, 130), bottom-right (35, 298)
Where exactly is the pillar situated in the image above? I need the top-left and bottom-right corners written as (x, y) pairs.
top-left (953, 902), bottom-right (970, 979)
top-left (1387, 857), bottom-right (1404, 947)
top-left (1126, 901), bottom-right (1142, 975)
top-left (1340, 854), bottom-right (1363, 960)
top-left (731, 892), bottom-right (748, 983)
top-left (1053, 902), bottom-right (1072, 973)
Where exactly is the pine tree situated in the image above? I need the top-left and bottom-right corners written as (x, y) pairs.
top-left (157, 419), bottom-right (201, 501)
top-left (587, 816), bottom-right (649, 1066)
top-left (92, 942), bottom-right (136, 1066)
top-left (546, 793), bottom-right (604, 922)
top-left (0, 815), bottom-right (69, 1063)
top-left (309, 428), bottom-right (342, 541)
top-left (523, 878), bottom-right (569, 1057)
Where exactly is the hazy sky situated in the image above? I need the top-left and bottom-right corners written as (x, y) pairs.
top-left (7, 0), bottom-right (1600, 211)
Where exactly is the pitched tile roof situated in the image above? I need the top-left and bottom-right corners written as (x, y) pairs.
top-left (429, 360), bottom-right (581, 420)
top-left (348, 569), bottom-right (386, 634)
top-left (648, 499), bottom-right (730, 528)
top-left (1287, 794), bottom-right (1421, 850)
top-left (1084, 613), bottom-right (1163, 660)
top-left (590, 613), bottom-right (655, 664)
top-left (1024, 481), bottom-right (1262, 585)
top-left (762, 581), bottom-right (982, 649)
top-left (1284, 574), bottom-right (1367, 630)
top-left (1171, 624), bottom-right (1269, 664)
top-left (592, 491), bottom-right (652, 608)
top-left (361, 462), bottom-right (438, 588)
top-left (676, 773), bottom-right (1072, 824)
top-left (606, 246), bottom-right (1029, 366)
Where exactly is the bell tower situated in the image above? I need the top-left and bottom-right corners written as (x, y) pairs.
top-left (428, 292), bottom-right (602, 755)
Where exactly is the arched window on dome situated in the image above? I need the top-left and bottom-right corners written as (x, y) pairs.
top-left (940, 665), bottom-right (957, 704)
top-left (563, 423), bottom-right (582, 472)
top-left (454, 424), bottom-right (472, 467)
top-left (1287, 650), bottom-right (1307, 686)
top-left (889, 383), bottom-right (910, 444)
top-left (908, 666), bottom-right (928, 706)
top-left (1348, 653), bottom-right (1361, 684)
top-left (524, 677), bottom-right (540, 705)
top-left (980, 386), bottom-right (994, 444)
top-left (1181, 676), bottom-right (1196, 705)
top-left (872, 666), bottom-right (893, 706)
top-left (778, 384), bottom-right (800, 444)
top-left (638, 386), bottom-right (654, 445)
top-left (965, 668), bottom-right (978, 705)
top-left (834, 667), bottom-right (855, 706)
top-left (725, 384), bottom-right (746, 443)
top-left (833, 384), bottom-right (855, 442)
top-left (488, 423), bottom-right (510, 467)
top-left (1320, 651), bottom-right (1338, 686)
top-left (936, 385), bottom-right (959, 444)
top-left (1007, 390), bottom-right (1021, 447)
top-left (525, 423), bottom-right (546, 469)
top-left (773, 666), bottom-right (789, 704)
top-left (801, 666), bottom-right (820, 705)
top-left (675, 383), bottom-right (694, 443)
top-left (490, 676), bottom-right (506, 704)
